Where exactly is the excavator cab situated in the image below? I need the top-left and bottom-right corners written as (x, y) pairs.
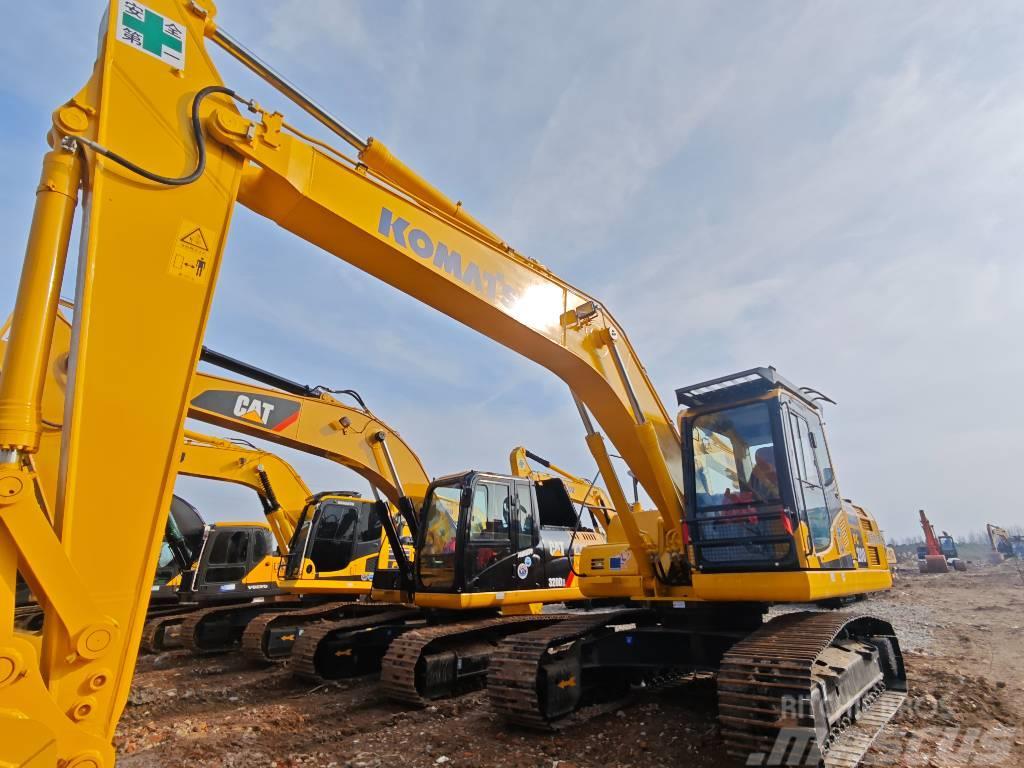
top-left (413, 471), bottom-right (598, 607)
top-left (282, 492), bottom-right (384, 588)
top-left (678, 367), bottom-right (850, 572)
top-left (151, 495), bottom-right (206, 603)
top-left (185, 523), bottom-right (283, 600)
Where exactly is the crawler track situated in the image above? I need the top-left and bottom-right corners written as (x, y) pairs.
top-left (288, 607), bottom-right (423, 682)
top-left (381, 614), bottom-right (567, 706)
top-left (488, 609), bottom-right (649, 729)
top-left (718, 612), bottom-right (906, 768)
top-left (179, 599), bottom-right (306, 655)
top-left (240, 601), bottom-right (387, 663)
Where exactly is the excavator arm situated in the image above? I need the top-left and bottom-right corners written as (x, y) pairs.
top-left (187, 363), bottom-right (428, 533)
top-left (177, 430), bottom-right (313, 550)
top-left (218, 105), bottom-right (686, 572)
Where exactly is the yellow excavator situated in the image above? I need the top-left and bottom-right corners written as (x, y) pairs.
top-left (143, 431), bottom-right (389, 656)
top-left (188, 352), bottom-right (621, 694)
top-left (23, 308), bottom-right (615, 680)
top-left (14, 493), bottom-right (263, 633)
top-left (2, 306), bottom-right (423, 659)
top-left (986, 523), bottom-right (1024, 563)
top-left (0, 4), bottom-right (901, 766)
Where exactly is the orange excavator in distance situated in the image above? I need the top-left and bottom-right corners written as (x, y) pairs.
top-left (917, 509), bottom-right (966, 573)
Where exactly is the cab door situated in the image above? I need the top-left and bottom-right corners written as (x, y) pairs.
top-left (784, 403), bottom-right (845, 566)
top-left (463, 480), bottom-right (515, 592)
top-left (245, 527), bottom-right (278, 588)
top-left (511, 480), bottom-right (545, 590)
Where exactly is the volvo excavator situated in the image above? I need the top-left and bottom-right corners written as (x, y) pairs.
top-left (0, 4), bottom-right (901, 766)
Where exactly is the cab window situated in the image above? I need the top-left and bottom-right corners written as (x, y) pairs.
top-left (513, 483), bottom-right (535, 551)
top-left (251, 529), bottom-right (270, 562)
top-left (360, 502), bottom-right (383, 543)
top-left (210, 531), bottom-right (249, 564)
top-left (156, 542), bottom-right (177, 569)
top-left (691, 402), bottom-right (780, 510)
top-left (789, 411), bottom-right (831, 550)
top-left (469, 484), bottom-right (510, 541)
top-left (419, 485), bottom-right (461, 589)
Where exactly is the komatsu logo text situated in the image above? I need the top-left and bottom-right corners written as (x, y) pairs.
top-left (377, 208), bottom-right (517, 307)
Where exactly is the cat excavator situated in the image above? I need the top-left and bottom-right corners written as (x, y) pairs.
top-left (0, 4), bottom-right (901, 766)
top-left (21, 308), bottom-right (615, 680)
top-left (190, 356), bottom-right (621, 694)
top-left (142, 431), bottom-right (388, 656)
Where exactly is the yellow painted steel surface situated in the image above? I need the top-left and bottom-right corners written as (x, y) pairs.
top-left (0, 2), bottom-right (891, 762)
top-left (187, 371), bottom-right (430, 509)
top-left (0, 4), bottom-right (243, 762)
top-left (1, 312), bottom-right (421, 602)
top-left (577, 567), bottom-right (894, 603)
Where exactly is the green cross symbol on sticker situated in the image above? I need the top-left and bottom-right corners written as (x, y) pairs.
top-left (118, 1), bottom-right (186, 68)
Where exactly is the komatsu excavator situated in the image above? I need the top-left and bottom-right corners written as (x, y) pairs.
top-left (0, 3), bottom-right (901, 765)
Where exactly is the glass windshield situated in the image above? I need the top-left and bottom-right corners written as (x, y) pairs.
top-left (308, 501), bottom-right (364, 573)
top-left (692, 402), bottom-right (780, 510)
top-left (153, 542), bottom-right (180, 585)
top-left (419, 485), bottom-right (462, 589)
top-left (157, 542), bottom-right (177, 569)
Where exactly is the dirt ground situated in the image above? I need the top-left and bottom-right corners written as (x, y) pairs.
top-left (115, 561), bottom-right (1024, 768)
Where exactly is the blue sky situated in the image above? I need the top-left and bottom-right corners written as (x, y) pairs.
top-left (3, 1), bottom-right (1022, 540)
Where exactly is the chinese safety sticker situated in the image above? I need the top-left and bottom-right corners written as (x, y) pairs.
top-left (117, 0), bottom-right (186, 68)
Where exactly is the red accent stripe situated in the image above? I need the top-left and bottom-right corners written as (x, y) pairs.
top-left (566, 570), bottom-right (575, 588)
top-left (272, 410), bottom-right (300, 432)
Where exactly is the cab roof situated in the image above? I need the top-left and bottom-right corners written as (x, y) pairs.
top-left (675, 366), bottom-right (821, 410)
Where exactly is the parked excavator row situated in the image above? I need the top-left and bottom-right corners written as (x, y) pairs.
top-left (15, 307), bottom-right (619, 694)
top-left (144, 430), bottom-right (384, 656)
top-left (0, 4), bottom-right (902, 765)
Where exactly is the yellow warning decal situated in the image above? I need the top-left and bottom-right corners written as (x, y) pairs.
top-left (169, 219), bottom-right (212, 284)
